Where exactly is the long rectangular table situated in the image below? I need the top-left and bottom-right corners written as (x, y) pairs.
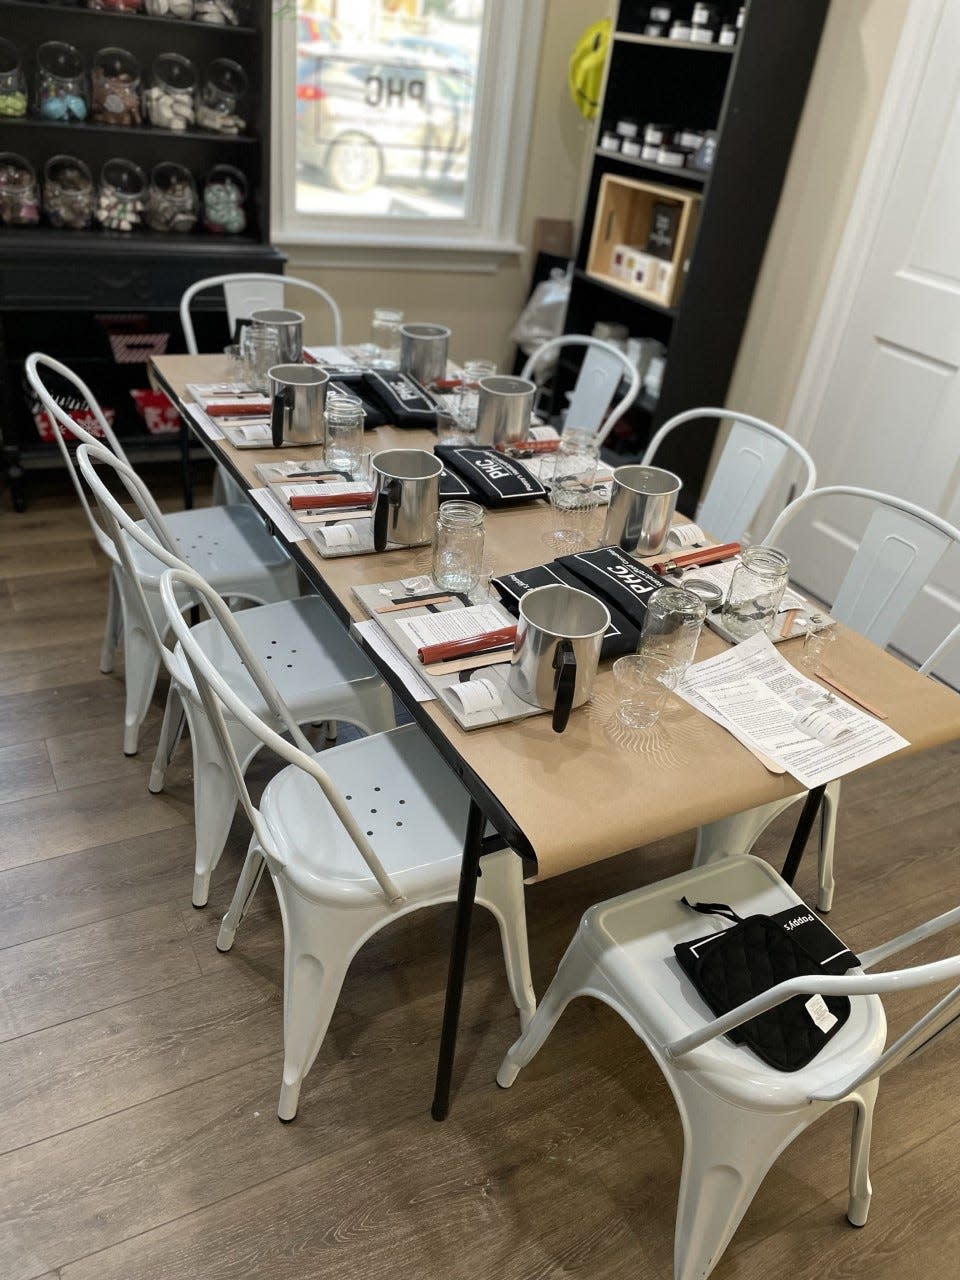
top-left (154, 353), bottom-right (960, 1116)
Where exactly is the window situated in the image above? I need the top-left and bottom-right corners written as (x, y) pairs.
top-left (272, 0), bottom-right (545, 260)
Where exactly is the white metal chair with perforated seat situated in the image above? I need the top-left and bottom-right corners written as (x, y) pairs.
top-left (78, 441), bottom-right (396, 907)
top-left (641, 406), bottom-right (817, 544)
top-left (693, 485), bottom-right (960, 911)
top-left (498, 851), bottom-right (960, 1280)
top-left (159, 564), bottom-right (536, 1121)
top-left (520, 334), bottom-right (641, 445)
top-left (26, 352), bottom-right (300, 756)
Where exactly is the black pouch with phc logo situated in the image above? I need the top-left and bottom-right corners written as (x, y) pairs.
top-left (362, 369), bottom-right (440, 428)
top-left (556, 545), bottom-right (664, 627)
top-left (435, 445), bottom-right (547, 506)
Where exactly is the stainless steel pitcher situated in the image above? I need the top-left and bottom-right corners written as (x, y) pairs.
top-left (251, 308), bottom-right (305, 364)
top-left (268, 364), bottom-right (328, 448)
top-left (399, 323), bottom-right (450, 384)
top-left (371, 448), bottom-right (443, 551)
top-left (475, 376), bottom-right (536, 447)
top-left (602, 465), bottom-right (682, 557)
top-left (508, 583), bottom-right (610, 733)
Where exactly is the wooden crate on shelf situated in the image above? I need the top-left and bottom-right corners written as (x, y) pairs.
top-left (585, 173), bottom-right (700, 308)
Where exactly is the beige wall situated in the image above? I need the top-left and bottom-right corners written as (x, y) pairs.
top-left (287, 1), bottom-right (607, 369)
top-left (725, 0), bottom-right (910, 426)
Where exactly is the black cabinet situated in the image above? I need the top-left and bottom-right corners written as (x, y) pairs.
top-left (566, 0), bottom-right (828, 513)
top-left (0, 0), bottom-right (283, 510)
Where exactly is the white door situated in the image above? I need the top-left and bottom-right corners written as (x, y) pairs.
top-left (783, 0), bottom-right (960, 686)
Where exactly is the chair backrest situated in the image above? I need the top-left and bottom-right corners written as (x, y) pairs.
top-left (158, 565), bottom-right (404, 905)
top-left (666, 888), bottom-right (960, 1102)
top-left (75, 441), bottom-right (191, 677)
top-left (520, 335), bottom-right (641, 445)
top-left (642, 407), bottom-right (818, 544)
top-left (179, 272), bottom-right (343, 354)
top-left (765, 486), bottom-right (960, 661)
top-left (25, 352), bottom-right (133, 559)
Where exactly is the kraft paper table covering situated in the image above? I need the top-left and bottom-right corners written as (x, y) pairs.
top-left (155, 355), bottom-right (960, 881)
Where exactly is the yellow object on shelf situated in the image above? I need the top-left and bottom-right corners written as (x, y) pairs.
top-left (568, 18), bottom-right (611, 121)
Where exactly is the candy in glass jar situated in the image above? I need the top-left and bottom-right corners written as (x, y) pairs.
top-left (92, 47), bottom-right (141, 126)
top-left (144, 53), bottom-right (196, 130)
top-left (202, 164), bottom-right (247, 233)
top-left (0, 38), bottom-right (27, 118)
top-left (96, 158), bottom-right (146, 232)
top-left (0, 153), bottom-right (39, 226)
top-left (197, 58), bottom-right (247, 134)
top-left (43, 155), bottom-right (95, 230)
top-left (146, 162), bottom-right (198, 233)
top-left (37, 42), bottom-right (88, 122)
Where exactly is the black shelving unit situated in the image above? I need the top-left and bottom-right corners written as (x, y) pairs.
top-left (563, 0), bottom-right (829, 514)
top-left (0, 0), bottom-right (282, 510)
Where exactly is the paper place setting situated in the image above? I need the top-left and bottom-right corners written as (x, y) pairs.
top-left (185, 382), bottom-right (271, 416)
top-left (254, 460), bottom-right (349, 485)
top-left (394, 602), bottom-right (509, 652)
top-left (351, 620), bottom-right (434, 703)
top-left (222, 421), bottom-right (274, 449)
top-left (675, 631), bottom-right (909, 788)
top-left (184, 401), bottom-right (225, 442)
top-left (248, 488), bottom-right (309, 543)
top-left (303, 345), bottom-right (364, 371)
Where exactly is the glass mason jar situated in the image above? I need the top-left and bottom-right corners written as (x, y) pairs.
top-left (92, 47), bottom-right (142, 126)
top-left (202, 164), bottom-right (247, 233)
top-left (325, 395), bottom-right (365, 475)
top-left (37, 42), bottom-right (88, 122)
top-left (145, 0), bottom-right (194, 14)
top-left (43, 155), bottom-right (95, 230)
top-left (197, 57), bottom-right (247, 134)
top-left (458, 358), bottom-right (497, 428)
top-left (0, 152), bottom-right (39, 227)
top-left (146, 162), bottom-right (197, 233)
top-left (144, 53), bottom-right (196, 130)
top-left (241, 324), bottom-right (281, 393)
top-left (542, 429), bottom-right (601, 554)
top-left (96, 158), bottom-right (146, 232)
top-left (370, 307), bottom-right (403, 370)
top-left (0, 38), bottom-right (27, 118)
top-left (433, 501), bottom-right (485, 594)
top-left (720, 546), bottom-right (790, 640)
top-left (639, 586), bottom-right (706, 686)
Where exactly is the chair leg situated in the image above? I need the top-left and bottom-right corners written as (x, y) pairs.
top-left (355, 679), bottom-right (397, 734)
top-left (692, 797), bottom-right (800, 867)
top-left (217, 844), bottom-right (268, 952)
top-left (497, 936), bottom-right (597, 1087)
top-left (100, 569), bottom-right (122, 675)
top-left (149, 683), bottom-right (185, 794)
top-left (817, 778), bottom-right (842, 913)
top-left (475, 848), bottom-right (536, 1030)
top-left (121, 620), bottom-right (162, 757)
top-left (189, 710), bottom-right (257, 907)
top-left (847, 1081), bottom-right (878, 1227)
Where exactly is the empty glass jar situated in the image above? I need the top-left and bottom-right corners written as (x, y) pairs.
top-left (433, 501), bottom-right (485, 594)
top-left (197, 58), bottom-right (247, 134)
top-left (43, 155), bottom-right (95, 229)
top-left (146, 162), bottom-right (197, 233)
top-left (241, 324), bottom-right (281, 393)
top-left (202, 164), bottom-right (247, 234)
top-left (370, 307), bottom-right (403, 370)
top-left (720, 546), bottom-right (790, 640)
top-left (144, 53), bottom-right (196, 130)
top-left (325, 396), bottom-right (365, 475)
top-left (0, 38), bottom-right (27, 118)
top-left (639, 586), bottom-right (706, 686)
top-left (458, 359), bottom-right (497, 428)
top-left (92, 47), bottom-right (141, 126)
top-left (96, 158), bottom-right (146, 231)
top-left (37, 42), bottom-right (88, 122)
top-left (0, 153), bottom-right (39, 226)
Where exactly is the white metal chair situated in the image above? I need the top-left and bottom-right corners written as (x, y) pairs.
top-left (641, 407), bottom-right (817, 544)
top-left (77, 442), bottom-right (396, 906)
top-left (498, 852), bottom-right (960, 1280)
top-left (26, 353), bottom-right (299, 756)
top-left (694, 486), bottom-right (960, 911)
top-left (160, 564), bottom-right (536, 1120)
top-left (179, 271), bottom-right (343, 354)
top-left (520, 335), bottom-right (641, 445)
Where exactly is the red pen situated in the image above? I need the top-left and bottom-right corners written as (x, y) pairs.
top-left (652, 541), bottom-right (742, 575)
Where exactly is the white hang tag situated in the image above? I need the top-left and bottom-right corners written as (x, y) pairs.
top-left (805, 994), bottom-right (838, 1034)
top-left (667, 522), bottom-right (706, 548)
top-left (794, 704), bottom-right (850, 745)
top-left (448, 677), bottom-right (503, 715)
top-left (318, 524), bottom-right (359, 549)
top-left (528, 425), bottom-right (561, 441)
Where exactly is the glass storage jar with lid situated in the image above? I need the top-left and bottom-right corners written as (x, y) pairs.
top-left (37, 42), bottom-right (88, 122)
top-left (0, 153), bottom-right (39, 226)
top-left (144, 53), bottom-right (197, 130)
top-left (0, 38), bottom-right (27, 118)
top-left (202, 164), bottom-right (247, 233)
top-left (92, 47), bottom-right (142, 126)
top-left (43, 155), bottom-right (95, 229)
top-left (96, 158), bottom-right (146, 232)
top-left (197, 57), bottom-right (247, 134)
top-left (146, 162), bottom-right (198, 233)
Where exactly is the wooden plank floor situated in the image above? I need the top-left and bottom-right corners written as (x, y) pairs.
top-left (2, 476), bottom-right (960, 1280)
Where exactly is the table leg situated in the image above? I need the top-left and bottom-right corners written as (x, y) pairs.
top-left (179, 418), bottom-right (194, 510)
top-left (780, 784), bottom-right (826, 885)
top-left (431, 797), bottom-right (485, 1121)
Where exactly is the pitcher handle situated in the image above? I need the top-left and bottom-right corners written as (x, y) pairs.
top-left (373, 478), bottom-right (400, 552)
top-left (271, 384), bottom-right (291, 449)
top-left (551, 639), bottom-right (577, 734)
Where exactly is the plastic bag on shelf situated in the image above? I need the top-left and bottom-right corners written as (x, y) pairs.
top-left (509, 266), bottom-right (571, 361)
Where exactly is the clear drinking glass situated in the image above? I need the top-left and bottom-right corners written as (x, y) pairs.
top-left (325, 396), bottom-right (364, 474)
top-left (458, 359), bottom-right (497, 428)
top-left (612, 652), bottom-right (674, 730)
top-left (720, 546), bottom-right (790, 640)
top-left (640, 586), bottom-right (706, 685)
top-left (433, 501), bottom-right (485, 594)
top-left (801, 614), bottom-right (836, 674)
top-left (241, 325), bottom-right (281, 392)
top-left (542, 431), bottom-right (601, 554)
top-left (370, 307), bottom-right (403, 370)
